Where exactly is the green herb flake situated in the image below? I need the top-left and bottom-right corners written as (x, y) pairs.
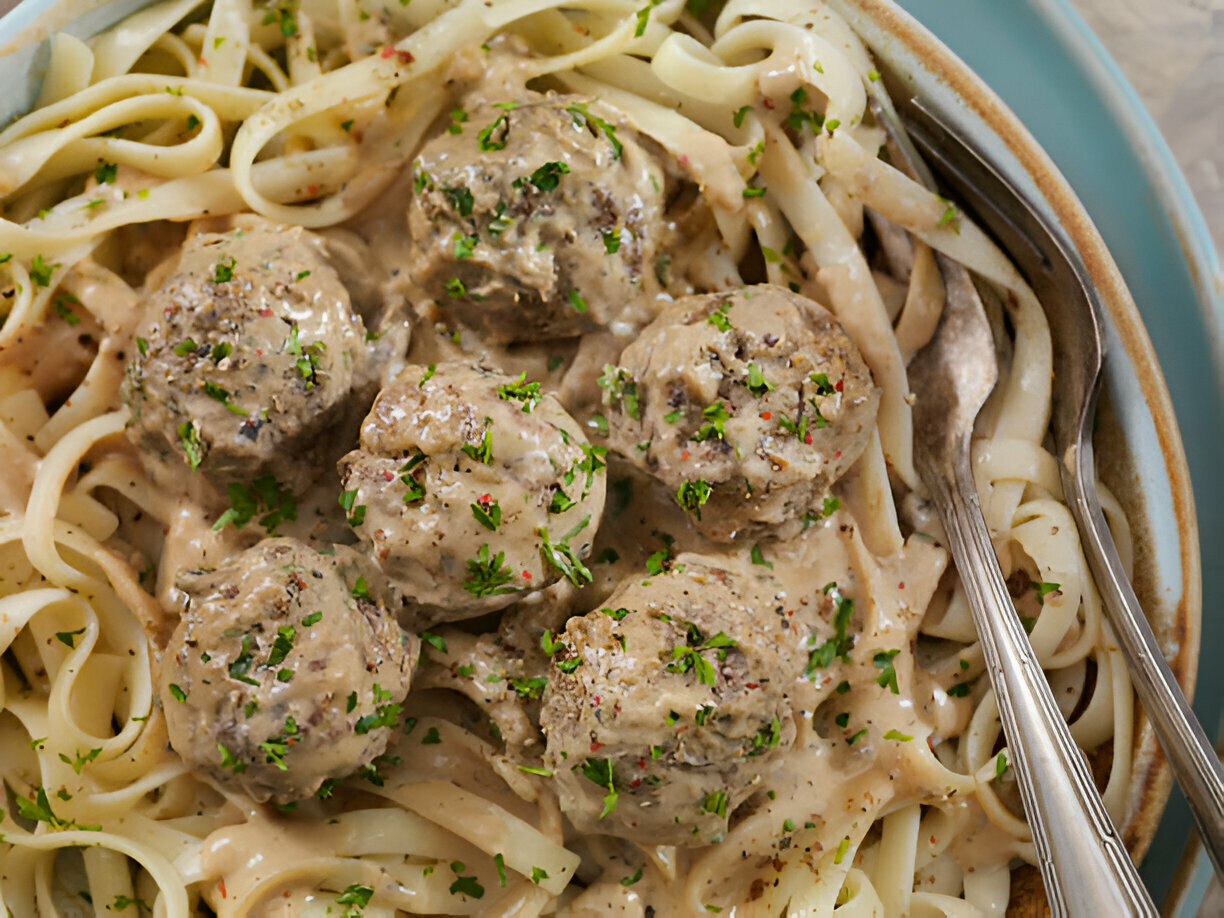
top-left (873, 649), bottom-right (901, 694)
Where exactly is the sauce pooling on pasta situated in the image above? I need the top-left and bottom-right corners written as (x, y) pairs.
top-left (0, 1), bottom-right (1143, 915)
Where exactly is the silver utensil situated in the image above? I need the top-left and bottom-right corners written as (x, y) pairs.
top-left (872, 95), bottom-right (1160, 914)
top-left (895, 95), bottom-right (1224, 882)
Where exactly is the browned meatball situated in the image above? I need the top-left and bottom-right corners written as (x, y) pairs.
top-left (602, 285), bottom-right (879, 541)
top-left (338, 362), bottom-right (607, 629)
top-left (407, 91), bottom-right (667, 343)
top-left (160, 538), bottom-right (416, 803)
top-left (122, 220), bottom-right (381, 495)
top-left (539, 555), bottom-right (804, 846)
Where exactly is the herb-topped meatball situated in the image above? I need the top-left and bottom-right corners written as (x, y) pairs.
top-left (161, 538), bottom-right (416, 803)
top-left (337, 362), bottom-right (607, 628)
top-left (122, 220), bottom-right (380, 495)
top-left (602, 285), bottom-right (879, 541)
top-left (407, 91), bottom-right (667, 343)
top-left (539, 555), bottom-right (804, 846)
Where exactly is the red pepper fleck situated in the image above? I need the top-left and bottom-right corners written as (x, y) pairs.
top-left (258, 308), bottom-right (273, 317)
top-left (834, 450), bottom-right (842, 458)
top-left (930, 835), bottom-right (937, 845)
top-left (834, 379), bottom-right (844, 392)
top-left (680, 449), bottom-right (690, 461)
top-left (898, 582), bottom-right (905, 589)
top-left (379, 45), bottom-right (395, 58)
top-left (745, 682), bottom-right (759, 689)
top-left (219, 880), bottom-right (227, 899)
top-left (283, 890), bottom-right (292, 898)
top-left (678, 154), bottom-right (690, 167)
top-left (760, 411), bottom-right (771, 420)
top-left (383, 471), bottom-right (395, 481)
top-left (522, 570), bottom-right (531, 579)
top-left (397, 49), bottom-right (415, 64)
top-left (638, 758), bottom-right (647, 769)
top-left (479, 493), bottom-right (491, 504)
top-left (804, 433), bottom-right (813, 444)
top-left (590, 742), bottom-right (604, 752)
top-left (198, 57), bottom-right (207, 67)
top-left (762, 97), bottom-right (776, 110)
top-left (593, 696), bottom-right (602, 705)
top-left (629, 778), bottom-right (642, 788)
top-left (307, 184), bottom-right (318, 196)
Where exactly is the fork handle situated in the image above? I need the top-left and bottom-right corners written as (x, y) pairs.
top-left (1064, 440), bottom-right (1224, 879)
top-left (931, 448), bottom-right (1158, 916)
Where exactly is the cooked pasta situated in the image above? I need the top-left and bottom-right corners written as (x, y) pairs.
top-left (0, 0), bottom-right (1145, 915)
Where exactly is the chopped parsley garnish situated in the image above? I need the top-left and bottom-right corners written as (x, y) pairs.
top-left (847, 728), bottom-right (867, 745)
top-left (449, 874), bottom-right (484, 899)
top-left (884, 729), bottom-right (912, 742)
top-left (509, 676), bottom-right (547, 700)
top-left (95, 161), bottom-right (117, 184)
top-left (59, 747), bottom-right (102, 774)
top-left (286, 324), bottom-right (325, 389)
top-left (212, 474), bottom-right (296, 534)
top-left (745, 363), bottom-right (774, 397)
top-left (217, 742), bottom-right (246, 772)
top-left (568, 288), bottom-right (588, 313)
top-left (336, 884), bottom-right (373, 909)
top-left (452, 232), bottom-right (478, 259)
top-left (634, 0), bottom-right (660, 37)
top-left (442, 184), bottom-right (474, 216)
top-left (16, 786), bottom-right (100, 831)
top-left (873, 649), bottom-right (900, 694)
top-left (548, 486), bottom-right (576, 514)
top-left (351, 576), bottom-right (371, 599)
top-left (707, 300), bottom-right (733, 331)
top-left (399, 450), bottom-right (427, 503)
top-left (461, 423), bottom-right (494, 464)
top-left (202, 380), bottom-right (248, 416)
top-left (112, 896), bottom-right (152, 911)
top-left (52, 295), bottom-right (80, 325)
top-left (733, 105), bottom-right (752, 128)
top-left (946, 681), bottom-right (973, 698)
top-left (601, 228), bottom-right (622, 254)
top-left (497, 372), bottom-right (541, 412)
top-left (168, 683), bottom-right (187, 703)
top-left (580, 757), bottom-right (618, 817)
top-left (531, 867), bottom-right (549, 884)
top-left (463, 544), bottom-right (517, 597)
top-left (477, 114), bottom-right (509, 152)
top-left (302, 611), bottom-right (323, 627)
top-left (212, 256), bottom-right (236, 283)
top-left (691, 401), bottom-right (730, 442)
top-left (55, 627), bottom-right (86, 648)
top-left (1035, 581), bottom-right (1061, 605)
top-left (539, 515), bottom-right (593, 586)
top-left (809, 371), bottom-right (835, 395)
top-left (621, 869), bottom-right (643, 887)
top-left (937, 197), bottom-right (961, 233)
top-left (804, 582), bottom-right (854, 675)
top-left (419, 363), bottom-right (436, 386)
top-left (747, 717), bottom-right (781, 757)
top-left (470, 495), bottom-right (502, 531)
top-left (742, 184), bottom-right (766, 198)
top-left (675, 478), bottom-right (712, 518)
top-left (994, 751), bottom-right (1009, 780)
top-left (750, 543), bottom-right (773, 569)
top-left (339, 489), bottom-right (366, 526)
top-left (494, 852), bottom-right (507, 886)
top-left (354, 684), bottom-right (402, 735)
top-left (177, 421), bottom-right (204, 470)
top-left (597, 365), bottom-right (640, 419)
top-left (266, 625), bottom-right (296, 668)
top-left (30, 254), bottom-right (55, 287)
top-left (566, 102), bottom-right (623, 158)
top-left (701, 789), bottom-right (728, 818)
top-left (421, 726), bottom-right (442, 744)
top-left (834, 836), bottom-right (851, 864)
top-left (421, 631), bottom-right (448, 654)
top-left (525, 160), bottom-right (570, 191)
top-left (448, 107), bottom-right (467, 134)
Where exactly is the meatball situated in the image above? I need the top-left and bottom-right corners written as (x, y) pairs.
top-left (539, 555), bottom-right (803, 846)
top-left (603, 285), bottom-right (879, 541)
top-left (338, 362), bottom-right (607, 628)
top-left (122, 220), bottom-right (379, 495)
top-left (407, 92), bottom-right (667, 343)
top-left (161, 538), bottom-right (416, 802)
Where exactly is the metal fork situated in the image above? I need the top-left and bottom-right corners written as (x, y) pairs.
top-left (894, 96), bottom-right (1224, 883)
top-left (872, 97), bottom-right (1160, 914)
